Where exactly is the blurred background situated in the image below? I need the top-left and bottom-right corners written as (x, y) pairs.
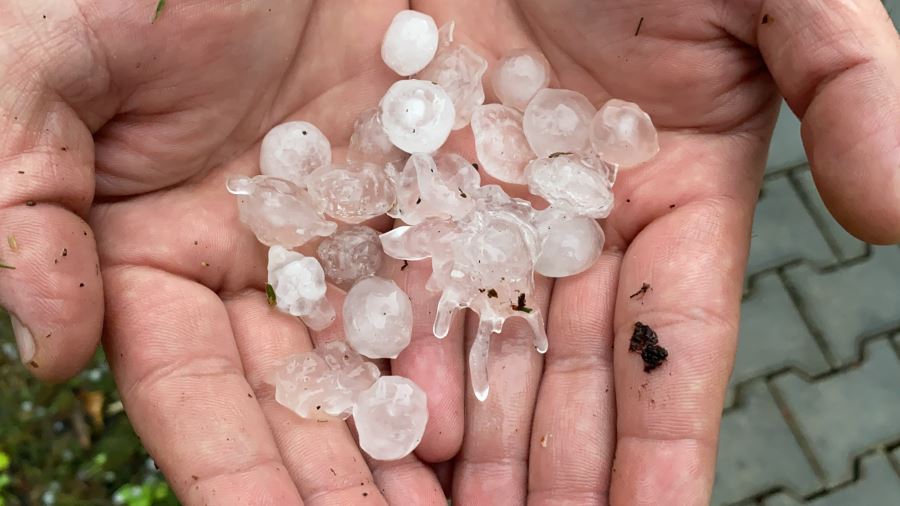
top-left (1, 2), bottom-right (899, 505)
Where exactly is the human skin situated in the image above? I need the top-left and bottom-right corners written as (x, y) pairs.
top-left (0, 0), bottom-right (897, 504)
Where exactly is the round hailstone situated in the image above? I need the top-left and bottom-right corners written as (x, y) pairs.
top-left (379, 79), bottom-right (456, 154)
top-left (347, 108), bottom-right (406, 166)
top-left (525, 154), bottom-right (615, 219)
top-left (259, 121), bottom-right (332, 187)
top-left (471, 104), bottom-right (535, 184)
top-left (343, 277), bottom-right (413, 359)
top-left (267, 246), bottom-right (335, 330)
top-left (522, 88), bottom-right (596, 158)
top-left (353, 376), bottom-right (428, 461)
top-left (305, 163), bottom-right (395, 224)
top-left (381, 10), bottom-right (439, 76)
top-left (226, 175), bottom-right (337, 248)
top-left (490, 49), bottom-right (552, 111)
top-left (273, 341), bottom-right (380, 420)
top-left (316, 225), bottom-right (383, 287)
top-left (533, 209), bottom-right (605, 277)
top-left (590, 99), bottom-right (660, 168)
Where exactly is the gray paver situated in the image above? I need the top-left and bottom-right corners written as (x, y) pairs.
top-left (713, 380), bottom-right (822, 505)
top-left (728, 274), bottom-right (830, 406)
top-left (793, 168), bottom-right (868, 261)
top-left (773, 339), bottom-right (900, 487)
top-left (748, 176), bottom-right (836, 276)
top-left (784, 246), bottom-right (900, 366)
top-left (763, 452), bottom-right (900, 506)
top-left (766, 102), bottom-right (806, 173)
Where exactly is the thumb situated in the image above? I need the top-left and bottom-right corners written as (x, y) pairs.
top-left (0, 9), bottom-right (105, 380)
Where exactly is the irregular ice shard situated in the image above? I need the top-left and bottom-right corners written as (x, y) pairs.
top-left (380, 79), bottom-right (456, 154)
top-left (273, 340), bottom-right (379, 420)
top-left (267, 246), bottom-right (335, 330)
top-left (533, 208), bottom-right (605, 278)
top-left (344, 277), bottom-right (413, 359)
top-left (227, 175), bottom-right (337, 248)
top-left (353, 376), bottom-right (428, 460)
top-left (525, 154), bottom-right (615, 219)
top-left (381, 10), bottom-right (439, 76)
top-left (259, 121), bottom-right (332, 187)
top-left (389, 153), bottom-right (479, 224)
top-left (305, 163), bottom-right (395, 224)
top-left (347, 108), bottom-right (406, 167)
top-left (490, 49), bottom-right (552, 112)
top-left (471, 104), bottom-right (535, 184)
top-left (523, 88), bottom-right (596, 157)
top-left (316, 225), bottom-right (383, 288)
top-left (590, 99), bottom-right (659, 168)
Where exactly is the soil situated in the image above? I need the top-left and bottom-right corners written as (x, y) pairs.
top-left (629, 322), bottom-right (668, 372)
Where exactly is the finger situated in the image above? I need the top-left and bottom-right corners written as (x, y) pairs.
top-left (224, 289), bottom-right (390, 505)
top-left (388, 257), bottom-right (466, 463)
top-left (528, 250), bottom-right (620, 505)
top-left (102, 266), bottom-right (302, 505)
top-left (453, 277), bottom-right (551, 505)
top-left (755, 0), bottom-right (900, 243)
top-left (0, 63), bottom-right (103, 379)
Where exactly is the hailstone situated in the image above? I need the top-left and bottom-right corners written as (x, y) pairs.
top-left (259, 121), bottom-right (332, 187)
top-left (381, 10), bottom-right (439, 76)
top-left (316, 225), bottom-right (383, 288)
top-left (590, 99), bottom-right (660, 168)
top-left (379, 79), bottom-right (456, 154)
top-left (523, 88), bottom-right (596, 157)
top-left (305, 163), bottom-right (395, 224)
top-left (267, 246), bottom-right (335, 330)
top-left (353, 376), bottom-right (428, 461)
top-left (471, 104), bottom-right (535, 184)
top-left (344, 277), bottom-right (413, 359)
top-left (490, 49), bottom-right (552, 111)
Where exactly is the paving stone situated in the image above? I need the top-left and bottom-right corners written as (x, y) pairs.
top-left (766, 101), bottom-right (806, 173)
top-left (713, 380), bottom-right (822, 505)
top-left (887, 0), bottom-right (900, 30)
top-left (773, 339), bottom-right (900, 487)
top-left (748, 176), bottom-right (836, 276)
top-left (793, 168), bottom-right (868, 261)
top-left (784, 247), bottom-right (900, 366)
top-left (763, 452), bottom-right (900, 506)
top-left (727, 274), bottom-right (830, 406)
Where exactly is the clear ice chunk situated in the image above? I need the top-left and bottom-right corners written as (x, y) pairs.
top-left (590, 99), bottom-right (660, 168)
top-left (389, 152), bottom-right (480, 224)
top-left (471, 104), bottom-right (535, 184)
top-left (344, 276), bottom-right (413, 359)
top-left (316, 225), bottom-right (383, 288)
top-left (522, 88), bottom-right (596, 158)
top-left (380, 79), bottom-right (456, 154)
top-left (381, 10), bottom-right (439, 76)
top-left (305, 163), bottom-right (395, 224)
top-left (533, 208), bottom-right (605, 277)
top-left (267, 246), bottom-right (335, 330)
top-left (490, 49), bottom-right (552, 112)
top-left (525, 154), bottom-right (615, 219)
top-left (347, 108), bottom-right (406, 167)
top-left (353, 376), bottom-right (428, 461)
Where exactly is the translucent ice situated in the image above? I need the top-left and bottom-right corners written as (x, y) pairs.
top-left (227, 175), bottom-right (337, 248)
top-left (353, 376), bottom-right (428, 461)
top-left (523, 88), bottom-right (596, 157)
top-left (389, 152), bottom-right (479, 224)
top-left (273, 340), bottom-right (380, 420)
top-left (490, 49), bottom-right (552, 111)
top-left (316, 225), bottom-right (383, 288)
top-left (381, 10), bottom-right (439, 76)
top-left (347, 108), bottom-right (406, 167)
top-left (267, 246), bottom-right (335, 330)
top-left (525, 154), bottom-right (615, 219)
top-left (533, 208), bottom-right (605, 277)
top-left (380, 79), bottom-right (456, 154)
top-left (590, 99), bottom-right (659, 168)
top-left (471, 104), bottom-right (535, 184)
top-left (259, 121), bottom-right (332, 187)
top-left (344, 277), bottom-right (413, 359)
top-left (305, 163), bottom-right (395, 224)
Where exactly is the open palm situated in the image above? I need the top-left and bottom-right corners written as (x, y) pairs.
top-left (1, 0), bottom-right (897, 505)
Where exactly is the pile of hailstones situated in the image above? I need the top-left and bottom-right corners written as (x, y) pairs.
top-left (227, 10), bottom-right (659, 461)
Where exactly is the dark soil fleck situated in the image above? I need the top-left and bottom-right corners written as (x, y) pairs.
top-left (629, 321), bottom-right (668, 372)
top-left (486, 288), bottom-right (498, 298)
top-left (548, 151), bottom-right (572, 158)
top-left (669, 204), bottom-right (676, 209)
top-left (26, 200), bottom-right (36, 207)
top-left (512, 293), bottom-right (533, 313)
top-left (62, 248), bottom-right (68, 257)
top-left (635, 16), bottom-right (644, 36)
top-left (400, 260), bottom-right (409, 271)
top-left (415, 197), bottom-right (422, 205)
top-left (629, 282), bottom-right (651, 300)
top-left (761, 13), bottom-right (771, 24)
top-left (472, 163), bottom-right (479, 170)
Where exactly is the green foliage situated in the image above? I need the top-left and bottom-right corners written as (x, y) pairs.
top-left (0, 309), bottom-right (178, 505)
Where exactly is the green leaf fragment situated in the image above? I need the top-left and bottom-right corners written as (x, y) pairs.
top-left (265, 283), bottom-right (277, 306)
top-left (0, 263), bottom-right (15, 270)
top-left (152, 0), bottom-right (166, 23)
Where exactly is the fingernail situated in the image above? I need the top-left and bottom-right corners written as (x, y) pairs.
top-left (10, 314), bottom-right (35, 364)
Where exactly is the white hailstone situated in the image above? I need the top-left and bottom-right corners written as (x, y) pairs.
top-left (389, 152), bottom-right (479, 224)
top-left (471, 104), bottom-right (535, 184)
top-left (380, 218), bottom-right (461, 261)
top-left (533, 208), bottom-right (605, 277)
top-left (305, 163), bottom-right (395, 224)
top-left (590, 99), bottom-right (660, 168)
top-left (273, 340), bottom-right (380, 420)
top-left (259, 121), bottom-right (332, 187)
top-left (490, 49), bottom-right (552, 111)
top-left (525, 154), bottom-right (615, 219)
top-left (379, 79), bottom-right (456, 154)
top-left (226, 175), bottom-right (337, 248)
top-left (343, 277), bottom-right (413, 359)
top-left (316, 225), bottom-right (383, 288)
top-left (417, 21), bottom-right (488, 130)
top-left (353, 376), bottom-right (428, 461)
top-left (381, 10), bottom-right (439, 76)
top-left (347, 108), bottom-right (406, 166)
top-left (522, 88), bottom-right (597, 158)
top-left (267, 246), bottom-right (335, 330)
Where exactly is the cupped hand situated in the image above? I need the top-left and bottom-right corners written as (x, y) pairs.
top-left (0, 1), bottom-right (897, 505)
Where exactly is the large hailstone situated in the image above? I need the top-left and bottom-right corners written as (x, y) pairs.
top-left (226, 175), bottom-right (337, 248)
top-left (490, 49), bottom-right (552, 111)
top-left (259, 121), bottom-right (332, 187)
top-left (343, 277), bottom-right (413, 359)
top-left (316, 225), bottom-right (383, 288)
top-left (381, 10), bottom-right (439, 76)
top-left (590, 99), bottom-right (660, 168)
top-left (353, 376), bottom-right (428, 461)
top-left (471, 104), bottom-right (535, 184)
top-left (379, 79), bottom-right (456, 154)
top-left (347, 108), bottom-right (406, 167)
top-left (267, 246), bottom-right (335, 330)
top-left (389, 152), bottom-right (480, 224)
top-left (525, 154), bottom-right (615, 219)
top-left (523, 88), bottom-right (596, 158)
top-left (273, 340), bottom-right (380, 420)
top-left (305, 163), bottom-right (395, 224)
top-left (533, 208), bottom-right (605, 277)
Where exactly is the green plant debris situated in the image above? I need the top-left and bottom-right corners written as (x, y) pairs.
top-left (265, 283), bottom-right (277, 306)
top-left (152, 0), bottom-right (166, 23)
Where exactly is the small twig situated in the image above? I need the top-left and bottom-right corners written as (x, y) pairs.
top-left (635, 16), bottom-right (644, 36)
